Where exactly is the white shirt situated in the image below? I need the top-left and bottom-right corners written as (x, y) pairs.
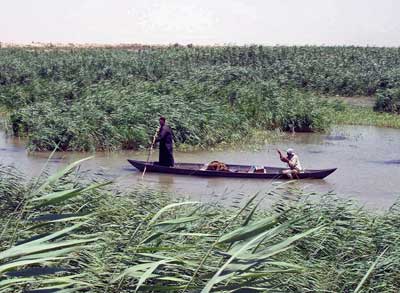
top-left (288, 154), bottom-right (302, 171)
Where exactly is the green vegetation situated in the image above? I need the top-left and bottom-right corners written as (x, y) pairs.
top-left (1, 46), bottom-right (400, 151)
top-left (2, 45), bottom-right (399, 293)
top-left (1, 159), bottom-right (400, 292)
top-left (1, 78), bottom-right (332, 151)
top-left (374, 88), bottom-right (400, 114)
top-left (333, 106), bottom-right (400, 128)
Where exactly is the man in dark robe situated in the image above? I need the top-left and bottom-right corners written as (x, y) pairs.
top-left (155, 117), bottom-right (174, 167)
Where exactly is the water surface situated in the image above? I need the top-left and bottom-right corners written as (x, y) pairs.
top-left (1, 125), bottom-right (399, 210)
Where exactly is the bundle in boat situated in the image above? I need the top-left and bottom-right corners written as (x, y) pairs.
top-left (201, 161), bottom-right (230, 171)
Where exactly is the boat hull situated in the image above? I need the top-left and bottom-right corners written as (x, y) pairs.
top-left (128, 160), bottom-right (336, 179)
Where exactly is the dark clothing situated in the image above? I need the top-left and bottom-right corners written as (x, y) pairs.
top-left (156, 124), bottom-right (174, 167)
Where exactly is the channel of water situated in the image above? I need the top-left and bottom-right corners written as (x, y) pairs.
top-left (1, 125), bottom-right (399, 210)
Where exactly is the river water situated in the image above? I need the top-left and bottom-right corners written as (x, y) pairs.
top-left (1, 125), bottom-right (399, 210)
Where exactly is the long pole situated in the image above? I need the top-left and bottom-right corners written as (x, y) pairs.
top-left (142, 127), bottom-right (159, 179)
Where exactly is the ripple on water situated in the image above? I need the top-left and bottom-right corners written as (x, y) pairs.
top-left (0, 147), bottom-right (20, 152)
top-left (308, 150), bottom-right (323, 154)
top-left (324, 135), bottom-right (347, 141)
top-left (370, 159), bottom-right (400, 165)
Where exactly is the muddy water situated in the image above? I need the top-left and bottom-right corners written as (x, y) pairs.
top-left (1, 125), bottom-right (400, 210)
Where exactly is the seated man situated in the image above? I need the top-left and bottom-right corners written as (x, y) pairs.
top-left (277, 148), bottom-right (303, 179)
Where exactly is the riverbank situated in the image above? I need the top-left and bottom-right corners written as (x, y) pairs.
top-left (333, 106), bottom-right (400, 129)
top-left (1, 160), bottom-right (399, 292)
top-left (326, 95), bottom-right (400, 129)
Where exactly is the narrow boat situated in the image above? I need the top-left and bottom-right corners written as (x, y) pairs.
top-left (128, 160), bottom-right (337, 179)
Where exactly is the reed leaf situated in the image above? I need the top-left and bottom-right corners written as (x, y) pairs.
top-left (353, 248), bottom-right (388, 293)
top-left (0, 256), bottom-right (67, 274)
top-left (0, 277), bottom-right (36, 290)
top-left (153, 216), bottom-right (201, 226)
top-left (148, 202), bottom-right (200, 226)
top-left (218, 216), bottom-right (277, 244)
top-left (29, 181), bottom-right (111, 208)
top-left (31, 156), bottom-right (94, 196)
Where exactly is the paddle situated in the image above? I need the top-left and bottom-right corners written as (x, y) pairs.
top-left (142, 127), bottom-right (160, 179)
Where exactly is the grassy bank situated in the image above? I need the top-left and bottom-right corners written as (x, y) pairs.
top-left (333, 106), bottom-right (400, 128)
top-left (1, 46), bottom-right (400, 151)
top-left (1, 160), bottom-right (400, 292)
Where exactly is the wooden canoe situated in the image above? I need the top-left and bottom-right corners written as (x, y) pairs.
top-left (128, 160), bottom-right (336, 179)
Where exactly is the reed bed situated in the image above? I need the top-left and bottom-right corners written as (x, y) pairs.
top-left (1, 46), bottom-right (400, 151)
top-left (333, 106), bottom-right (400, 129)
top-left (1, 159), bottom-right (399, 292)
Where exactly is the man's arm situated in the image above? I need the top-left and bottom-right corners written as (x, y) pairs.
top-left (155, 127), bottom-right (167, 143)
top-left (277, 149), bottom-right (289, 163)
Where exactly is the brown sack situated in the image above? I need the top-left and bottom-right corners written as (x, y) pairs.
top-left (206, 161), bottom-right (230, 171)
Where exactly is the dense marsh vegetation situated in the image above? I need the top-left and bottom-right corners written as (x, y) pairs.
top-left (1, 160), bottom-right (400, 292)
top-left (1, 46), bottom-right (399, 151)
top-left (1, 45), bottom-right (399, 292)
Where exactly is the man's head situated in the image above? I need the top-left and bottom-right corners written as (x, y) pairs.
top-left (159, 116), bottom-right (166, 126)
top-left (286, 148), bottom-right (294, 157)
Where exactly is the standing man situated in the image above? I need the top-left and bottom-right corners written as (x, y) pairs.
top-left (156, 116), bottom-right (174, 167)
top-left (277, 148), bottom-right (302, 179)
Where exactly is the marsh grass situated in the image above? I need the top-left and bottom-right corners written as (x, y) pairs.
top-left (2, 78), bottom-right (333, 151)
top-left (7, 46), bottom-right (400, 151)
top-left (333, 106), bottom-right (400, 128)
top-left (176, 128), bottom-right (285, 153)
top-left (1, 159), bottom-right (400, 292)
